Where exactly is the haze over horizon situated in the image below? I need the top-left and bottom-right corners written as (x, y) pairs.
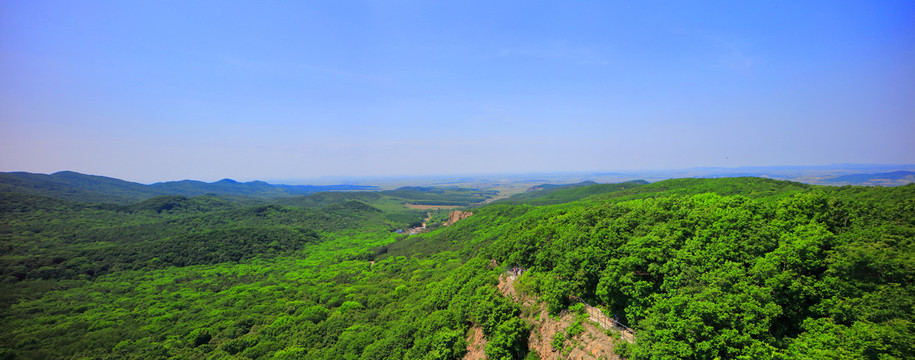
top-left (2, 1), bottom-right (913, 183)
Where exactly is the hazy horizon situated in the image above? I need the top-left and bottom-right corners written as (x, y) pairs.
top-left (3, 1), bottom-right (913, 183)
top-left (5, 163), bottom-right (914, 187)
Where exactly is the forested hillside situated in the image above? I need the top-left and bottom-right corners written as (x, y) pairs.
top-left (0, 177), bottom-right (911, 359)
top-left (279, 186), bottom-right (497, 209)
top-left (0, 171), bottom-right (379, 203)
top-left (498, 180), bottom-right (649, 206)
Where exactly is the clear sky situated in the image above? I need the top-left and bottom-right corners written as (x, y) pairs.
top-left (2, 1), bottom-right (913, 183)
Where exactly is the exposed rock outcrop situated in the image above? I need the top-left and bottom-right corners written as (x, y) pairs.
top-left (462, 326), bottom-right (487, 360)
top-left (496, 273), bottom-right (625, 360)
top-left (444, 210), bottom-right (473, 226)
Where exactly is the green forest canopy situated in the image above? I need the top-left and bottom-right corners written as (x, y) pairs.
top-left (0, 177), bottom-right (912, 359)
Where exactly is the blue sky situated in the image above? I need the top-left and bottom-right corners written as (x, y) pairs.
top-left (2, 1), bottom-right (913, 183)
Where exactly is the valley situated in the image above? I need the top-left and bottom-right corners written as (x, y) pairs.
top-left (0, 172), bottom-right (912, 359)
top-left (4, 2), bottom-right (911, 359)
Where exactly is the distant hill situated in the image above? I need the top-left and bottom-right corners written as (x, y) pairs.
top-left (278, 186), bottom-right (497, 210)
top-left (820, 171), bottom-right (915, 186)
top-left (496, 177), bottom-right (822, 206)
top-left (526, 180), bottom-right (598, 192)
top-left (148, 178), bottom-right (378, 198)
top-left (499, 180), bottom-right (649, 205)
top-left (0, 171), bottom-right (379, 203)
top-left (0, 171), bottom-right (168, 203)
top-left (380, 186), bottom-right (498, 206)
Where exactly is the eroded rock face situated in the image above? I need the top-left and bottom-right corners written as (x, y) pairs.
top-left (445, 210), bottom-right (473, 226)
top-left (496, 273), bottom-right (625, 360)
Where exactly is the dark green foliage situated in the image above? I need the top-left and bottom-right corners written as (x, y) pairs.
top-left (0, 171), bottom-right (167, 203)
top-left (278, 186), bottom-right (495, 209)
top-left (0, 181), bottom-right (495, 359)
top-left (531, 180), bottom-right (600, 191)
top-left (384, 212), bottom-right (426, 228)
top-left (0, 191), bottom-right (87, 213)
top-left (0, 193), bottom-right (393, 284)
top-left (324, 200), bottom-right (383, 214)
top-left (185, 328), bottom-right (212, 347)
top-left (381, 186), bottom-right (497, 205)
top-left (142, 227), bottom-right (319, 266)
top-left (276, 191), bottom-right (384, 207)
top-left (127, 195), bottom-right (236, 213)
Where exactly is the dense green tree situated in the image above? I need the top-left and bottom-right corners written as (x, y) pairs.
top-left (1, 179), bottom-right (911, 359)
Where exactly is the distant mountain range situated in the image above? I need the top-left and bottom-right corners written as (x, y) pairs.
top-left (2, 166), bottom-right (912, 205)
top-left (0, 171), bottom-right (379, 204)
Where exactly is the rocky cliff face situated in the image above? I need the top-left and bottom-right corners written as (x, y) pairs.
top-left (444, 210), bottom-right (473, 226)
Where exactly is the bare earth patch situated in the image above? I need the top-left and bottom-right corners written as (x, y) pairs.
top-left (497, 273), bottom-right (627, 360)
top-left (463, 326), bottom-right (487, 360)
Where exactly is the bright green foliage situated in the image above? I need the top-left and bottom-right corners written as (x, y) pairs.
top-left (485, 317), bottom-right (530, 360)
top-left (480, 183), bottom-right (914, 359)
top-left (0, 178), bottom-right (912, 359)
top-left (566, 321), bottom-right (584, 338)
top-left (551, 330), bottom-right (565, 350)
top-left (614, 341), bottom-right (632, 357)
